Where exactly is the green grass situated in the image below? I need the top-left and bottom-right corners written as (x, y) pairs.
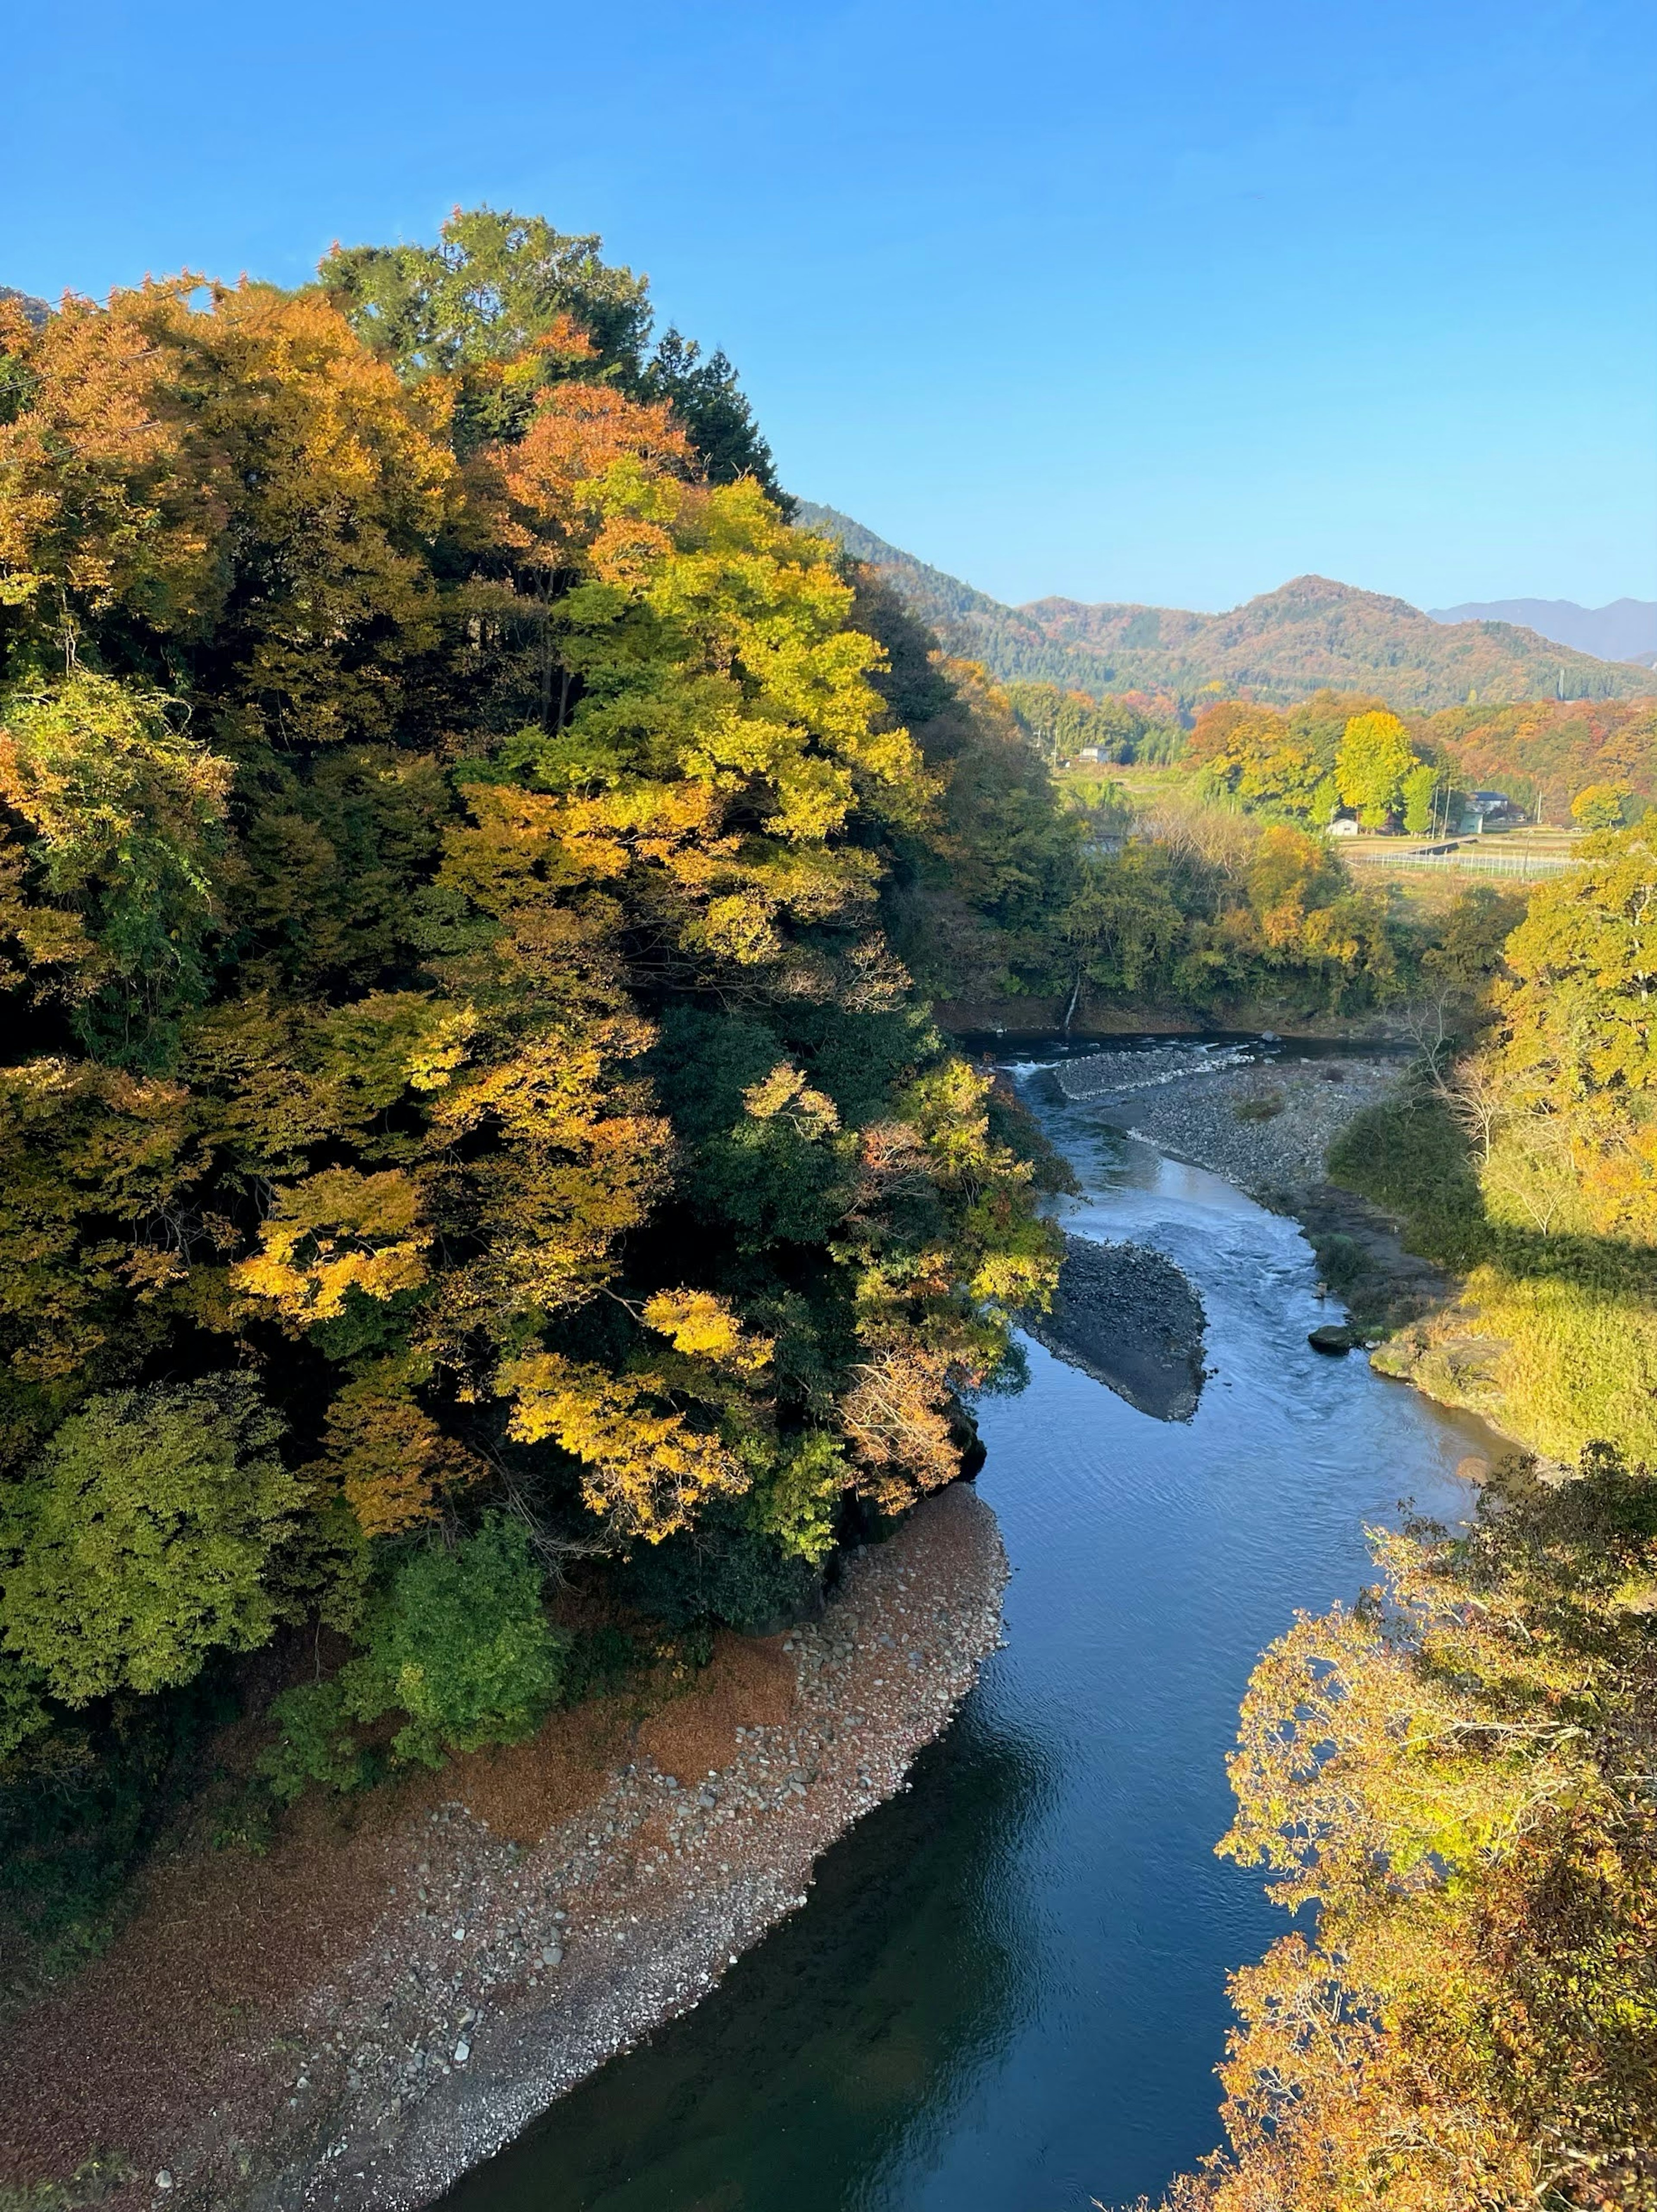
top-left (1329, 1085), bottom-right (1657, 1464)
top-left (1326, 1091), bottom-right (1491, 1270)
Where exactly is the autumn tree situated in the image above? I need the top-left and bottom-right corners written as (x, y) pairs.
top-left (0, 672), bottom-right (230, 1062)
top-left (1484, 821), bottom-right (1657, 1246)
top-left (1572, 780), bottom-right (1634, 830)
top-left (0, 224), bottom-right (1060, 1828)
top-left (1189, 702), bottom-right (1331, 821)
top-left (1144, 1444), bottom-right (1657, 2210)
top-left (1335, 708), bottom-right (1419, 827)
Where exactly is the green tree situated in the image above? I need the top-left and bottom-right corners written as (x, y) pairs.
top-left (638, 328), bottom-right (786, 501)
top-left (321, 206), bottom-right (782, 493)
top-left (321, 205), bottom-right (653, 390)
top-left (1400, 759), bottom-right (1440, 834)
top-left (0, 673), bottom-right (231, 1062)
top-left (0, 1377), bottom-right (297, 1703)
top-left (344, 1514), bottom-right (565, 1766)
top-left (1571, 779), bottom-right (1633, 830)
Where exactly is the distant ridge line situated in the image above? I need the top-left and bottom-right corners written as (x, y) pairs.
top-left (1429, 596), bottom-right (1657, 668)
top-left (795, 502), bottom-right (1657, 712)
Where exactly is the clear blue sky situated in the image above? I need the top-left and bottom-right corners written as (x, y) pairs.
top-left (11, 0), bottom-right (1655, 612)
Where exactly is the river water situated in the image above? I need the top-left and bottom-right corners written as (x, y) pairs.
top-left (443, 1062), bottom-right (1502, 2212)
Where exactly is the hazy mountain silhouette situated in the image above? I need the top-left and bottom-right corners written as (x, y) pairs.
top-left (0, 287), bottom-right (50, 328)
top-left (1430, 597), bottom-right (1657, 668)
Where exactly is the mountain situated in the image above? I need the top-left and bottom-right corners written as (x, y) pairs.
top-left (794, 504), bottom-right (1149, 696)
top-left (1429, 596), bottom-right (1657, 668)
top-left (0, 287), bottom-right (49, 328)
top-left (795, 503), bottom-right (1657, 713)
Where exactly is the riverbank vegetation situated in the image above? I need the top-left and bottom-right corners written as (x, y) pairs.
top-left (1326, 824), bottom-right (1657, 1467)
top-left (1145, 1440), bottom-right (1657, 2211)
top-left (1141, 822), bottom-right (1657, 2208)
top-left (0, 211), bottom-right (1062, 1976)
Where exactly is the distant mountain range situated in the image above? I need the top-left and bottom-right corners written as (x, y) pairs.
top-left (796, 504), bottom-right (1657, 713)
top-left (1429, 597), bottom-right (1657, 669)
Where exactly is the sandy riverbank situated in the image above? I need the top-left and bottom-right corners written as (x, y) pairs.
top-left (0, 1486), bottom-right (1008, 2212)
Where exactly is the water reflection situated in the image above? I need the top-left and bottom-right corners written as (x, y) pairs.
top-left (441, 1707), bottom-right (1052, 2212)
top-left (445, 1067), bottom-right (1505, 2212)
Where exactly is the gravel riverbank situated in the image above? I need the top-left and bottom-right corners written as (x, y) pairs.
top-left (1046, 1044), bottom-right (1451, 1342)
top-left (1051, 1048), bottom-right (1408, 1201)
top-left (0, 1487), bottom-right (1007, 2212)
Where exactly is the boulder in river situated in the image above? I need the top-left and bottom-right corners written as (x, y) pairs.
top-left (1308, 1323), bottom-right (1355, 1355)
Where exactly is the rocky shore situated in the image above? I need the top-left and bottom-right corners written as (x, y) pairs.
top-left (1047, 1045), bottom-right (1451, 1344)
top-left (0, 1486), bottom-right (1008, 2212)
top-left (1024, 1235), bottom-right (1207, 1421)
top-left (1052, 1048), bottom-right (1407, 1202)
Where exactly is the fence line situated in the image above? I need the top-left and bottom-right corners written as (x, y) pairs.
top-left (1348, 847), bottom-right (1577, 882)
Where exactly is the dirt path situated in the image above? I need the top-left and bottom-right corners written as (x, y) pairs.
top-left (0, 1484), bottom-right (1007, 2212)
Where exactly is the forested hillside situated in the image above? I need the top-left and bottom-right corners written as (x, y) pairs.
top-left (0, 212), bottom-right (1060, 1947)
top-left (1431, 595), bottom-right (1657, 666)
top-left (795, 504), bottom-right (1657, 712)
top-left (1424, 695), bottom-right (1657, 811)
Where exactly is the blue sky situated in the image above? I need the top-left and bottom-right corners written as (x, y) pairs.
top-left (11, 0), bottom-right (1655, 612)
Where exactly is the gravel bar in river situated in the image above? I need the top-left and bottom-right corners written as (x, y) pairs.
top-left (1052, 1049), bottom-right (1409, 1201)
top-left (1023, 1235), bottom-right (1207, 1421)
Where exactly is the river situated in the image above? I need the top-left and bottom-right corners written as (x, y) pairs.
top-left (441, 1059), bottom-right (1502, 2212)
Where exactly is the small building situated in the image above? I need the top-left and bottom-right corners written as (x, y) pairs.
top-left (1327, 816), bottom-right (1360, 837)
top-left (1465, 790), bottom-right (1524, 825)
top-left (1077, 747), bottom-right (1102, 763)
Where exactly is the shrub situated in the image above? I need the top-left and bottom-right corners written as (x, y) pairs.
top-left (1233, 1086), bottom-right (1285, 1122)
top-left (258, 1515), bottom-right (567, 1796)
top-left (258, 1681), bottom-right (375, 1804)
top-left (1312, 1232), bottom-right (1370, 1295)
top-left (620, 1498), bottom-right (823, 1634)
top-left (349, 1515), bottom-right (565, 1768)
top-left (0, 1664), bottom-right (238, 1979)
top-left (1327, 1092), bottom-right (1490, 1270)
top-left (0, 1378), bottom-right (297, 1705)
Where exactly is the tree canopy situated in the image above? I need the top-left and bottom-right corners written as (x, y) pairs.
top-left (0, 215), bottom-right (1055, 1802)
